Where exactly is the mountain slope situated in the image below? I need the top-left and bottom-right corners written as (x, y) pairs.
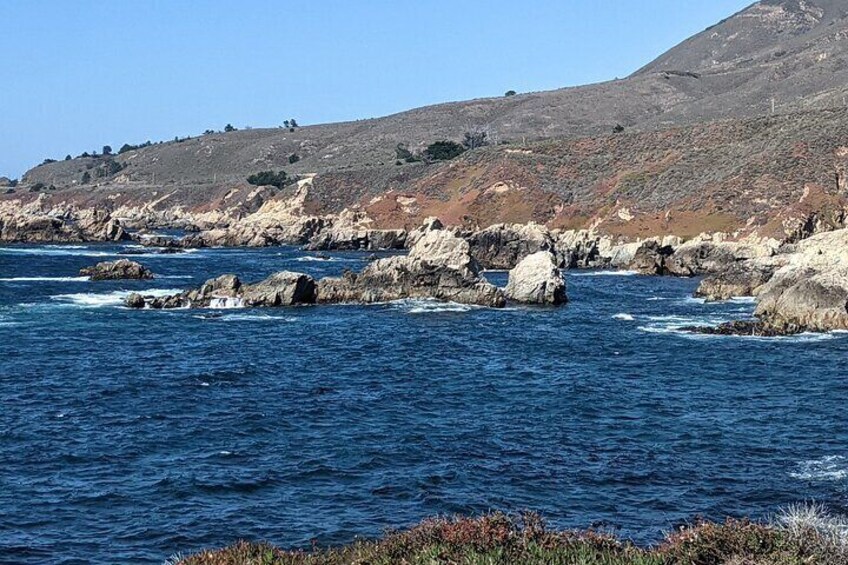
top-left (8, 0), bottom-right (848, 241)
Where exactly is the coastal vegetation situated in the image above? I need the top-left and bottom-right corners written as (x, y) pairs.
top-left (246, 170), bottom-right (294, 189)
top-left (177, 505), bottom-right (848, 564)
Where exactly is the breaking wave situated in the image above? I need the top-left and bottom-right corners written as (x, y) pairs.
top-left (50, 288), bottom-right (183, 308)
top-left (0, 276), bottom-right (90, 282)
top-left (612, 313), bottom-right (635, 321)
top-left (791, 456), bottom-right (848, 481)
top-left (569, 270), bottom-right (639, 277)
top-left (0, 247), bottom-right (115, 258)
top-left (387, 299), bottom-right (484, 314)
top-left (208, 297), bottom-right (245, 309)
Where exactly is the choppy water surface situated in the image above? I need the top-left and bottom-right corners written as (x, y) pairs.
top-left (2, 243), bottom-right (847, 564)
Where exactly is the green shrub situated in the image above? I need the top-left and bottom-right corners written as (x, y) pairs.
top-left (505, 90), bottom-right (517, 96)
top-left (224, 124), bottom-right (236, 132)
top-left (288, 154), bottom-right (300, 164)
top-left (424, 140), bottom-right (466, 161)
top-left (118, 141), bottom-right (152, 154)
top-left (246, 170), bottom-right (291, 189)
top-left (81, 171), bottom-right (91, 184)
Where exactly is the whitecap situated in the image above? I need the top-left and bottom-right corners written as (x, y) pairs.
top-left (50, 288), bottom-right (183, 308)
top-left (612, 313), bottom-right (635, 321)
top-left (0, 276), bottom-right (90, 282)
top-left (791, 456), bottom-right (848, 481)
top-left (569, 270), bottom-right (639, 277)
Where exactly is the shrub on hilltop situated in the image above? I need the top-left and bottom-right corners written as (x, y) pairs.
top-left (423, 140), bottom-right (466, 162)
top-left (246, 170), bottom-right (293, 189)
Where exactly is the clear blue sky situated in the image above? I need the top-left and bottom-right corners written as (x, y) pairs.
top-left (0, 0), bottom-right (752, 179)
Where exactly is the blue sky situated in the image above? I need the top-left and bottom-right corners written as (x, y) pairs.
top-left (0, 0), bottom-right (751, 179)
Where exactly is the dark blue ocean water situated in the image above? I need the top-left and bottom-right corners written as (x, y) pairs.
top-left (2, 242), bottom-right (848, 564)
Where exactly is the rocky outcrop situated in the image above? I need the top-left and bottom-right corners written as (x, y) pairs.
top-left (405, 217), bottom-right (444, 248)
top-left (627, 241), bottom-right (676, 275)
top-left (316, 230), bottom-right (506, 307)
top-left (126, 272), bottom-right (317, 309)
top-left (505, 251), bottom-right (567, 305)
top-left (691, 229), bottom-right (848, 333)
top-left (694, 264), bottom-right (775, 301)
top-left (664, 237), bottom-right (777, 277)
top-left (0, 199), bottom-right (129, 243)
top-left (554, 230), bottom-right (607, 269)
top-left (305, 210), bottom-right (406, 251)
top-left (240, 272), bottom-right (317, 307)
top-left (80, 260), bottom-right (154, 281)
top-left (467, 223), bottom-right (556, 270)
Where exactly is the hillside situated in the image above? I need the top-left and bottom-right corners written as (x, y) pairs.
top-left (7, 0), bottom-right (848, 240)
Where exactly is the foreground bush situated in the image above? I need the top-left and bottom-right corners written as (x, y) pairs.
top-left (176, 506), bottom-right (848, 564)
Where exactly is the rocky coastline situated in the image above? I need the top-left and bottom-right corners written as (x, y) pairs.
top-left (6, 196), bottom-right (848, 335)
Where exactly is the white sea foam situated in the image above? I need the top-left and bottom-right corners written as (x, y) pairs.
top-left (0, 247), bottom-right (115, 258)
top-left (194, 312), bottom-right (296, 322)
top-left (0, 276), bottom-right (90, 282)
top-left (208, 297), bottom-right (245, 309)
top-left (569, 270), bottom-right (639, 277)
top-left (294, 255), bottom-right (359, 263)
top-left (791, 456), bottom-right (848, 481)
top-left (50, 288), bottom-right (182, 308)
top-left (612, 313), bottom-right (635, 321)
top-left (387, 298), bottom-right (481, 314)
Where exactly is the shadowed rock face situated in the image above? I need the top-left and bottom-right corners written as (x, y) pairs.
top-left (695, 264), bottom-right (776, 301)
top-left (127, 272), bottom-right (317, 310)
top-left (316, 230), bottom-right (506, 308)
top-left (80, 260), bottom-right (153, 281)
top-left (505, 252), bottom-right (567, 305)
top-left (467, 224), bottom-right (556, 270)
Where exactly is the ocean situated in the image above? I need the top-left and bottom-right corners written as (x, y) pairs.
top-left (2, 242), bottom-right (847, 564)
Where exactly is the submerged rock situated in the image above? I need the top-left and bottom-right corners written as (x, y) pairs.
top-left (505, 251), bottom-right (567, 305)
top-left (80, 259), bottom-right (154, 281)
top-left (317, 230), bottom-right (506, 307)
top-left (125, 293), bottom-right (146, 309)
top-left (681, 320), bottom-right (795, 337)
